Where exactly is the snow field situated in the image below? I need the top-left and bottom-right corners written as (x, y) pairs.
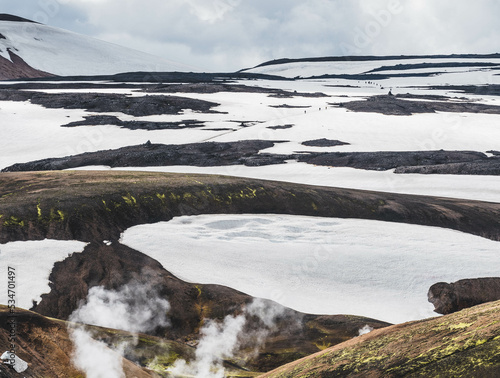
top-left (121, 214), bottom-right (500, 324)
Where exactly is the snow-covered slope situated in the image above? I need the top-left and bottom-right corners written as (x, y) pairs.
top-left (0, 15), bottom-right (189, 78)
top-left (242, 55), bottom-right (500, 84)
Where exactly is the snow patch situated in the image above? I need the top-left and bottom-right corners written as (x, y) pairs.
top-left (0, 239), bottom-right (87, 309)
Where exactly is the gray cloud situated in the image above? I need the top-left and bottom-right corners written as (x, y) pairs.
top-left (1, 0), bottom-right (499, 72)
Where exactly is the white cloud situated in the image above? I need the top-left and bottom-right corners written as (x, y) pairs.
top-left (1, 0), bottom-right (499, 71)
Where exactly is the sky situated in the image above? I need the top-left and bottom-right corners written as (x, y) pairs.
top-left (1, 0), bottom-right (500, 72)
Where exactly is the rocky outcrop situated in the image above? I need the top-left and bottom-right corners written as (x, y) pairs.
top-left (299, 150), bottom-right (490, 171)
top-left (395, 159), bottom-right (500, 175)
top-left (1, 140), bottom-right (289, 172)
top-left (301, 138), bottom-right (350, 147)
top-left (337, 94), bottom-right (500, 115)
top-left (428, 278), bottom-right (500, 315)
top-left (0, 89), bottom-right (220, 116)
top-left (62, 115), bottom-right (206, 130)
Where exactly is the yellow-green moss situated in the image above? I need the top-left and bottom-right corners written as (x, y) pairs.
top-left (4, 216), bottom-right (24, 227)
top-left (102, 200), bottom-right (112, 212)
top-left (122, 193), bottom-right (137, 206)
top-left (195, 285), bottom-right (202, 298)
top-left (449, 322), bottom-right (474, 330)
top-left (169, 192), bottom-right (181, 201)
top-left (49, 208), bottom-right (65, 222)
top-left (314, 340), bottom-right (332, 351)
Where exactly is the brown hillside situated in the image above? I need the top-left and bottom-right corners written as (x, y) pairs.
top-left (259, 300), bottom-right (500, 378)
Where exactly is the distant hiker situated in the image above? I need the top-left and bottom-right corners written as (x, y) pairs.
top-left (388, 89), bottom-right (393, 96)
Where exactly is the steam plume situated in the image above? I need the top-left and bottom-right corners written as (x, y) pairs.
top-left (68, 280), bottom-right (170, 378)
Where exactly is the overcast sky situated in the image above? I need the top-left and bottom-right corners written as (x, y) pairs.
top-left (1, 0), bottom-right (500, 72)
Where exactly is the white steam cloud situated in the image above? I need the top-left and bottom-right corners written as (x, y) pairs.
top-left (68, 280), bottom-right (170, 378)
top-left (169, 298), bottom-right (289, 378)
top-left (69, 282), bottom-right (170, 332)
top-left (358, 324), bottom-right (374, 336)
top-left (69, 328), bottom-right (126, 378)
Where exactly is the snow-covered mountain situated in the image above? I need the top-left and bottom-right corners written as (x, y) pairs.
top-left (0, 14), bottom-right (189, 79)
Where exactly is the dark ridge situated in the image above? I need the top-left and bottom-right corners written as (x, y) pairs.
top-left (243, 53), bottom-right (500, 71)
top-left (1, 171), bottom-right (500, 244)
top-left (298, 150), bottom-right (489, 171)
top-left (367, 62), bottom-right (500, 73)
top-left (0, 14), bottom-right (38, 23)
top-left (16, 71), bottom-right (291, 83)
top-left (1, 140), bottom-right (289, 172)
top-left (426, 84), bottom-right (500, 97)
top-left (0, 33), bottom-right (5, 39)
top-left (394, 159), bottom-right (500, 175)
top-left (4, 146), bottom-right (499, 176)
top-left (309, 72), bottom-right (437, 81)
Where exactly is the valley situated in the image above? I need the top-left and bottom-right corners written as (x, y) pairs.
top-left (1, 13), bottom-right (500, 377)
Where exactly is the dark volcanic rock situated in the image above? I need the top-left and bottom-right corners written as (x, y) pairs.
top-left (302, 138), bottom-right (350, 147)
top-left (62, 114), bottom-right (205, 130)
top-left (1, 140), bottom-right (287, 171)
top-left (395, 158), bottom-right (500, 175)
top-left (269, 104), bottom-right (311, 109)
top-left (299, 150), bottom-right (487, 171)
top-left (428, 84), bottom-right (500, 97)
top-left (5, 147), bottom-right (500, 175)
top-left (267, 124), bottom-right (294, 130)
top-left (0, 90), bottom-right (220, 116)
top-left (338, 95), bottom-right (500, 115)
top-left (428, 278), bottom-right (500, 315)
